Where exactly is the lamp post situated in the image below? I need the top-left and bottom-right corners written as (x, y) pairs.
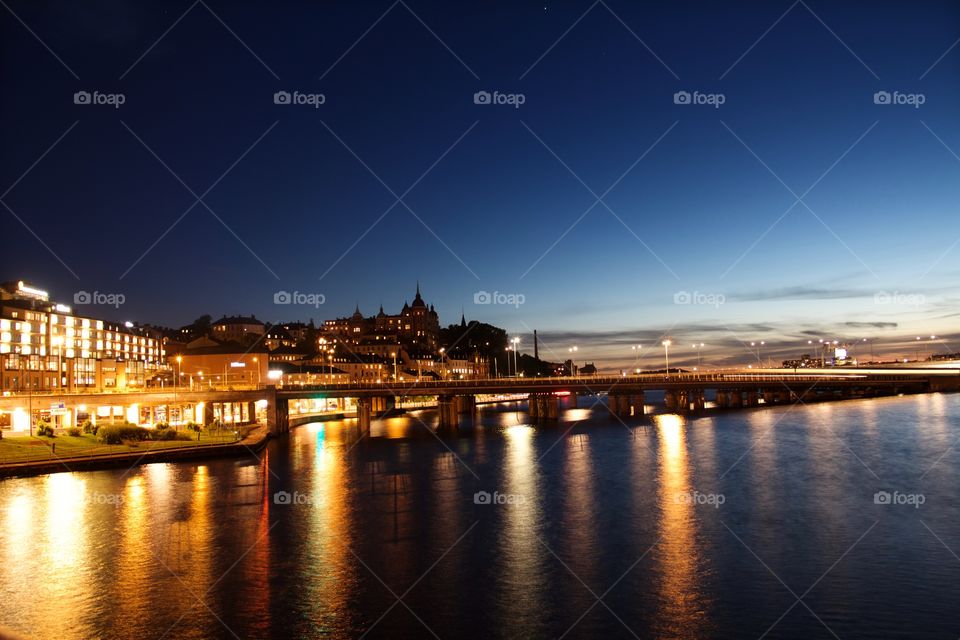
top-left (391, 351), bottom-right (397, 380)
top-left (511, 337), bottom-right (520, 377)
top-left (662, 339), bottom-right (672, 377)
top-left (631, 344), bottom-right (642, 373)
top-left (439, 348), bottom-right (446, 380)
top-left (750, 341), bottom-right (765, 367)
top-left (568, 345), bottom-right (578, 376)
top-left (692, 342), bottom-right (704, 369)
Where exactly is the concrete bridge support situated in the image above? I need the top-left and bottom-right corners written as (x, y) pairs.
top-left (266, 390), bottom-right (289, 436)
top-left (728, 390), bottom-right (743, 409)
top-left (457, 395), bottom-right (476, 414)
top-left (677, 390), bottom-right (691, 413)
top-left (745, 391), bottom-right (759, 407)
top-left (691, 390), bottom-right (705, 411)
top-left (567, 393), bottom-right (578, 409)
top-left (664, 390), bottom-right (678, 411)
top-left (630, 392), bottom-right (645, 416)
top-left (529, 394), bottom-right (560, 421)
top-left (763, 389), bottom-right (776, 405)
top-left (715, 390), bottom-right (728, 408)
top-left (777, 389), bottom-right (792, 404)
top-left (356, 397), bottom-right (372, 436)
top-left (438, 395), bottom-right (459, 430)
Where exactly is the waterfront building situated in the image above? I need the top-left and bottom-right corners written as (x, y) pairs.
top-left (170, 337), bottom-right (268, 388)
top-left (0, 280), bottom-right (164, 394)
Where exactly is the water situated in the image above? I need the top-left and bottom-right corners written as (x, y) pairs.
top-left (2, 393), bottom-right (960, 639)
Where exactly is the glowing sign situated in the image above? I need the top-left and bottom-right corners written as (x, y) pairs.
top-left (17, 281), bottom-right (48, 301)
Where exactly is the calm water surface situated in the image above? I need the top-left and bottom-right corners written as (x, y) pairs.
top-left (2, 393), bottom-right (960, 639)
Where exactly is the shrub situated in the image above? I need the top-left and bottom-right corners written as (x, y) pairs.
top-left (154, 422), bottom-right (170, 431)
top-left (81, 420), bottom-right (95, 434)
top-left (66, 426), bottom-right (82, 437)
top-left (152, 428), bottom-right (177, 441)
top-left (36, 422), bottom-right (55, 437)
top-left (97, 424), bottom-right (149, 444)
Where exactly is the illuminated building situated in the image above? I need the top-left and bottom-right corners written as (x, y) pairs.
top-left (211, 315), bottom-right (265, 345)
top-left (0, 280), bottom-right (164, 394)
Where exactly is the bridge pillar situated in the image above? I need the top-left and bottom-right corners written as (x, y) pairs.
top-left (777, 389), bottom-right (791, 404)
top-left (677, 389), bottom-right (690, 413)
top-left (746, 391), bottom-right (759, 407)
top-left (202, 401), bottom-right (214, 428)
top-left (728, 391), bottom-right (743, 408)
top-left (714, 390), bottom-right (728, 408)
top-left (438, 395), bottom-right (458, 430)
top-left (691, 389), bottom-right (705, 411)
top-left (528, 394), bottom-right (539, 419)
top-left (567, 392), bottom-right (578, 409)
top-left (664, 390), bottom-right (678, 411)
top-left (763, 389), bottom-right (775, 405)
top-left (546, 396), bottom-right (559, 419)
top-left (458, 395), bottom-right (476, 414)
top-left (630, 392), bottom-right (645, 416)
top-left (356, 397), bottom-right (372, 436)
top-left (266, 388), bottom-right (288, 436)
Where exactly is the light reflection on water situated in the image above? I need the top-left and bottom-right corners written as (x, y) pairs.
top-left (1, 394), bottom-right (960, 638)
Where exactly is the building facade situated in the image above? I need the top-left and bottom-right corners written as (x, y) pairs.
top-left (0, 280), bottom-right (165, 394)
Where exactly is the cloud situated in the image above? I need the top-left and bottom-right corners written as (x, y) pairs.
top-left (727, 286), bottom-right (869, 302)
top-left (844, 321), bottom-right (898, 329)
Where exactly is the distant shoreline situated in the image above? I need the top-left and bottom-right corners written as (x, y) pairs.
top-left (0, 427), bottom-right (270, 480)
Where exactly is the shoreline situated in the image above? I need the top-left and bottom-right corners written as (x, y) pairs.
top-left (0, 426), bottom-right (271, 480)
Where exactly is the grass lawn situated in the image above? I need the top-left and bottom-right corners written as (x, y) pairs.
top-left (0, 432), bottom-right (242, 464)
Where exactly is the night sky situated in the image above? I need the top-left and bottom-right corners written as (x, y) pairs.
top-left (2, 1), bottom-right (959, 368)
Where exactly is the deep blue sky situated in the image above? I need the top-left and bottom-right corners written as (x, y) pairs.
top-left (2, 1), bottom-right (959, 368)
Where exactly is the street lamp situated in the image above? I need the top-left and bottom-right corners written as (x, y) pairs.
top-left (750, 341), bottom-right (765, 366)
top-left (391, 351), bottom-right (397, 380)
top-left (692, 342), bottom-right (704, 368)
top-left (662, 339), bottom-right (672, 377)
top-left (511, 337), bottom-right (520, 377)
top-left (631, 344), bottom-right (642, 372)
top-left (568, 345), bottom-right (578, 376)
top-left (439, 348), bottom-right (446, 380)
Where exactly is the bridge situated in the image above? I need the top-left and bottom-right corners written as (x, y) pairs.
top-left (4, 368), bottom-right (954, 437)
